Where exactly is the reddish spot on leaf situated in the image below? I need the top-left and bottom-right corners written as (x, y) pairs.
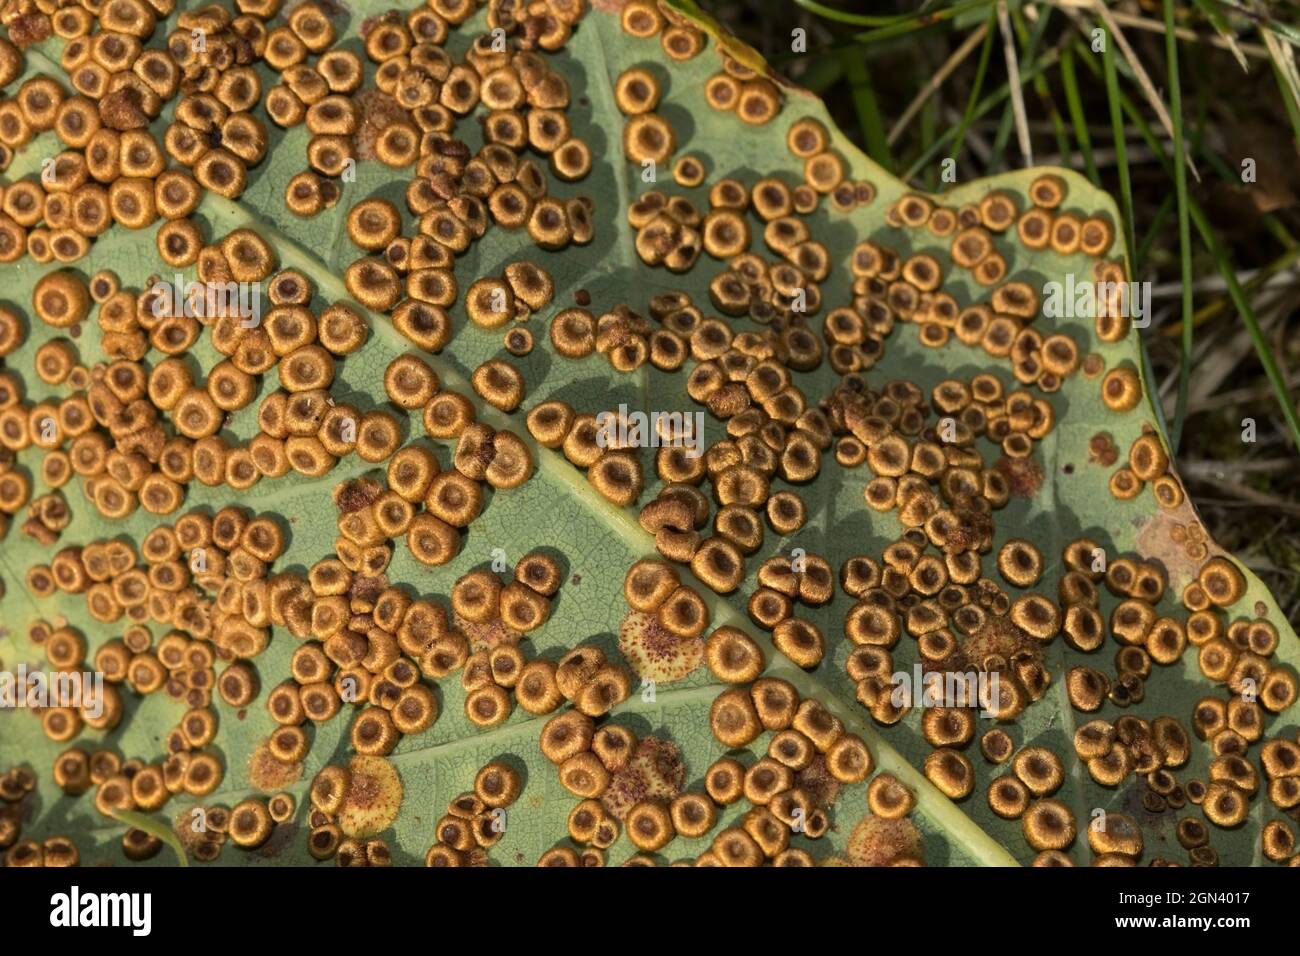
top-left (993, 455), bottom-right (1044, 497)
top-left (1088, 433), bottom-right (1118, 466)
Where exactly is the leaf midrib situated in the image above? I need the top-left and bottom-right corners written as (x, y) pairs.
top-left (7, 7), bottom-right (1039, 867)
top-left (198, 184), bottom-right (1021, 866)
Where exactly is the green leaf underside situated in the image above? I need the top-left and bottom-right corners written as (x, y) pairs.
top-left (0, 0), bottom-right (1294, 868)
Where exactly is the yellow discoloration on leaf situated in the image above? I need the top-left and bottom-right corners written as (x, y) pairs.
top-left (618, 609), bottom-right (704, 684)
top-left (338, 755), bottom-right (403, 839)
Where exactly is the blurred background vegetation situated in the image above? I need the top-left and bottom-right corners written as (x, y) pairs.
top-left (704, 0), bottom-right (1300, 624)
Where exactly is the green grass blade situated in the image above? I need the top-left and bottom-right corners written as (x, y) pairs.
top-left (789, 0), bottom-right (926, 27)
top-left (1136, 193), bottom-right (1175, 271)
top-left (949, 6), bottom-right (999, 166)
top-left (1060, 45), bottom-right (1099, 185)
top-left (1011, 3), bottom-right (1068, 162)
top-left (1212, 0), bottom-right (1300, 47)
top-left (921, 89), bottom-right (939, 190)
top-left (1190, 201), bottom-right (1300, 451)
top-left (851, 0), bottom-right (995, 45)
top-left (840, 47), bottom-right (894, 172)
top-left (1164, 0), bottom-right (1196, 454)
top-left (1093, 43), bottom-right (1300, 452)
top-left (1100, 31), bottom-right (1138, 271)
top-left (1166, 243), bottom-right (1300, 339)
top-left (112, 809), bottom-right (190, 866)
top-left (1189, 0), bottom-right (1250, 70)
top-left (796, 54), bottom-right (846, 93)
top-left (1264, 43), bottom-right (1300, 150)
top-left (989, 3), bottom-right (1052, 168)
top-left (1192, 134), bottom-right (1297, 250)
top-left (903, 48), bottom-right (1062, 180)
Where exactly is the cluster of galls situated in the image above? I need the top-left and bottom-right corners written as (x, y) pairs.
top-left (245, 322), bottom-right (387, 477)
top-left (158, 1), bottom-right (288, 201)
top-left (340, 0), bottom-right (594, 325)
top-left (1069, 718), bottom-right (1197, 849)
top-left (452, 553), bottom-right (568, 727)
top-left (308, 755), bottom-right (402, 864)
top-left (823, 374), bottom-right (1037, 520)
top-left (525, 396), bottom-right (654, 512)
top-left (29, 510), bottom-right (289, 828)
top-left (545, 302), bottom-right (673, 373)
top-left (620, 554), bottom-right (809, 684)
top-left (250, 477), bottom-right (454, 757)
top-left (817, 373), bottom-right (1056, 710)
top-left (742, 553), bottom-right (834, 669)
top-left (627, 116), bottom-right (855, 356)
top-left (1035, 542), bottom-right (1299, 861)
top-left (619, 1), bottom-right (707, 70)
top-left (425, 761), bottom-right (520, 866)
top-left (545, 286), bottom-right (826, 393)
top-left (170, 233), bottom-right (381, 489)
top-left (1257, 736), bottom-right (1300, 863)
top-left (31, 506), bottom-right (286, 667)
top-left (982, 745), bottom-right (1153, 864)
top-left (11, 246), bottom-right (355, 527)
top-left (65, 734), bottom-right (224, 827)
top-left (535, 667), bottom-right (649, 800)
top-left (621, 558), bottom-right (788, 686)
top-left (383, 419), bottom-right (533, 568)
top-left (618, 557), bottom-right (711, 683)
top-left (849, 180), bottom-right (1101, 396)
top-left (703, 116), bottom-right (860, 313)
top-left (541, 730), bottom-right (691, 866)
top-left (614, 1), bottom-right (720, 218)
top-left (6, 272), bottom-right (205, 523)
top-left (463, 258), bottom-right (554, 360)
top-left (532, 286), bottom-right (832, 605)
top-left (632, 174), bottom-right (837, 311)
top-left (695, 682), bottom-right (872, 866)
top-left (700, 54), bottom-right (781, 126)
top-left (0, 0), bottom-right (285, 266)
top-left (0, 303), bottom-right (25, 540)
top-left (252, 0), bottom-right (376, 208)
top-left (1060, 539), bottom-right (1179, 713)
top-left (172, 792), bottom-right (295, 861)
top-left (843, 539), bottom-right (1051, 725)
top-left (1080, 550), bottom-right (1296, 715)
top-left (1183, 556), bottom-right (1298, 840)
top-left (1110, 427), bottom-right (1184, 508)
top-left (254, 467), bottom-right (556, 762)
top-left (18, 489), bottom-right (70, 543)
top-left (0, 765), bottom-right (78, 867)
